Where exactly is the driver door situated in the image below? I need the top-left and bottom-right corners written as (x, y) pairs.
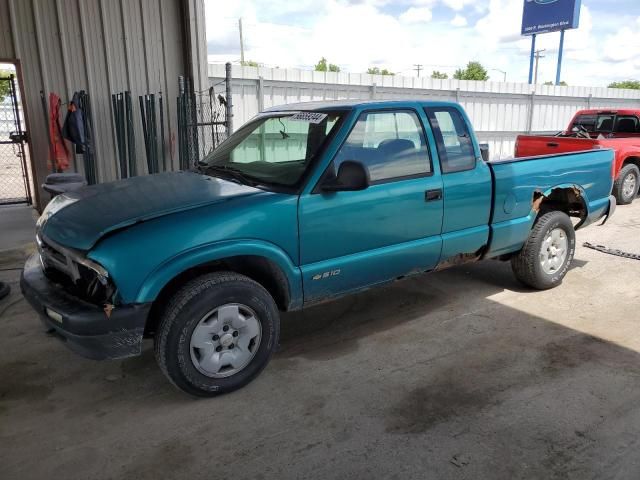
top-left (298, 108), bottom-right (444, 304)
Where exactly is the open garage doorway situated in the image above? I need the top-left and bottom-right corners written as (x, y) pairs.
top-left (0, 61), bottom-right (32, 205)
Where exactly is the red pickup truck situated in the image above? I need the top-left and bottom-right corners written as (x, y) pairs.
top-left (515, 109), bottom-right (640, 204)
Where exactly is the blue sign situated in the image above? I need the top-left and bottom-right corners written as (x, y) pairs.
top-left (521, 0), bottom-right (581, 36)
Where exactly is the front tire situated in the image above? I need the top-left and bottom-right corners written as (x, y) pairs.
top-left (613, 163), bottom-right (639, 205)
top-left (511, 211), bottom-right (576, 290)
top-left (154, 272), bottom-right (280, 397)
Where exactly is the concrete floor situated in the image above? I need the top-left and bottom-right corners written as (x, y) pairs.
top-left (0, 204), bottom-right (35, 251)
top-left (1, 203), bottom-right (640, 479)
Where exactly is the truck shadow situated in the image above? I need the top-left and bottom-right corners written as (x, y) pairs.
top-left (276, 257), bottom-right (587, 361)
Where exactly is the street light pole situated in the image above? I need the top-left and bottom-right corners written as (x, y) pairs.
top-left (239, 18), bottom-right (245, 65)
top-left (491, 69), bottom-right (507, 82)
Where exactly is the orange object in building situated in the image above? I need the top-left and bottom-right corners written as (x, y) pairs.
top-left (48, 93), bottom-right (70, 171)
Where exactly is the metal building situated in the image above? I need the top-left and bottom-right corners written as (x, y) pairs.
top-left (0, 0), bottom-right (208, 210)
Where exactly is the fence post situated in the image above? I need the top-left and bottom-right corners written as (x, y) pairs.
top-left (527, 90), bottom-right (536, 134)
top-left (225, 62), bottom-right (233, 135)
top-left (587, 93), bottom-right (592, 109)
top-left (257, 76), bottom-right (264, 112)
top-left (370, 82), bottom-right (377, 99)
top-left (455, 87), bottom-right (460, 104)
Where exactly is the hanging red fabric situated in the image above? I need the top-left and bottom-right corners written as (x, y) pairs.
top-left (48, 93), bottom-right (70, 171)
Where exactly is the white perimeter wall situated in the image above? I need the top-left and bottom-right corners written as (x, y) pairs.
top-left (210, 63), bottom-right (640, 161)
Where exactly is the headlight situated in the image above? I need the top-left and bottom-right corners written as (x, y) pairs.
top-left (75, 255), bottom-right (110, 285)
top-left (36, 194), bottom-right (78, 230)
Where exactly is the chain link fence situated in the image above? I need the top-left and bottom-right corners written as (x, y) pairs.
top-left (177, 63), bottom-right (232, 169)
top-left (0, 74), bottom-right (31, 205)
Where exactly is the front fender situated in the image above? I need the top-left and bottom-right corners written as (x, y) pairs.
top-left (136, 239), bottom-right (303, 308)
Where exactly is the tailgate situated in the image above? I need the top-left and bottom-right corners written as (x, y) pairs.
top-left (515, 135), bottom-right (598, 158)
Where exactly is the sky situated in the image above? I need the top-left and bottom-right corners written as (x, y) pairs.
top-left (205, 0), bottom-right (640, 87)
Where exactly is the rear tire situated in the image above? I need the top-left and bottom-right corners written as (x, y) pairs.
top-left (613, 163), bottom-right (639, 205)
top-left (154, 272), bottom-right (280, 397)
top-left (511, 211), bottom-right (575, 290)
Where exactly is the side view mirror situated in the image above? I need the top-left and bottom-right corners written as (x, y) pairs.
top-left (479, 143), bottom-right (489, 162)
top-left (321, 160), bottom-right (370, 192)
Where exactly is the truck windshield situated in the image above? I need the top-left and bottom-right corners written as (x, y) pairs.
top-left (203, 111), bottom-right (343, 188)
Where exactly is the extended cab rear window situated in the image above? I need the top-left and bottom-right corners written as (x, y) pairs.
top-left (573, 113), bottom-right (640, 134)
top-left (424, 107), bottom-right (476, 173)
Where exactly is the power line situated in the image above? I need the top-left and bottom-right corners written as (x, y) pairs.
top-left (413, 64), bottom-right (423, 77)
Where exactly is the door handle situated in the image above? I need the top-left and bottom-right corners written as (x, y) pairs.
top-left (546, 142), bottom-right (559, 147)
top-left (425, 189), bottom-right (443, 202)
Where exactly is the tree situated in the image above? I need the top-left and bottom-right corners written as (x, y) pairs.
top-left (315, 57), bottom-right (340, 73)
top-left (453, 61), bottom-right (489, 81)
top-left (367, 67), bottom-right (394, 75)
top-left (608, 80), bottom-right (640, 90)
top-left (0, 70), bottom-right (12, 104)
top-left (544, 81), bottom-right (568, 86)
top-left (431, 70), bottom-right (448, 79)
top-left (240, 60), bottom-right (259, 67)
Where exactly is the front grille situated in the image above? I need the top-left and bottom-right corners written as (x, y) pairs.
top-left (39, 238), bottom-right (75, 280)
top-left (38, 235), bottom-right (114, 305)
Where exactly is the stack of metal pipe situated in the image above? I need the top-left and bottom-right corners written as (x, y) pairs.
top-left (111, 91), bottom-right (136, 179)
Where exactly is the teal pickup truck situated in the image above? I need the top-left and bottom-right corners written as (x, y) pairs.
top-left (22, 100), bottom-right (615, 396)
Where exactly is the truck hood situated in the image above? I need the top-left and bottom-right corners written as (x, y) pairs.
top-left (39, 171), bottom-right (264, 250)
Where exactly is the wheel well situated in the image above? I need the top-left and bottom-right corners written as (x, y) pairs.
top-left (144, 255), bottom-right (291, 337)
top-left (533, 187), bottom-right (587, 226)
top-left (623, 157), bottom-right (640, 170)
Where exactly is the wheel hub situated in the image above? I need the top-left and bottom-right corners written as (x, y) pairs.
top-left (539, 227), bottom-right (568, 275)
top-left (623, 173), bottom-right (636, 198)
top-left (189, 303), bottom-right (262, 378)
top-left (219, 333), bottom-right (234, 348)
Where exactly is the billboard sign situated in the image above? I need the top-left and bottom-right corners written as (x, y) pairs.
top-left (521, 0), bottom-right (581, 36)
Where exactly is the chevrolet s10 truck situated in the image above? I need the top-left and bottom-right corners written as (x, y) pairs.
top-left (22, 100), bottom-right (616, 396)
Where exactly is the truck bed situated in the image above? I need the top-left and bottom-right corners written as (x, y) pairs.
top-left (515, 135), bottom-right (600, 158)
top-left (485, 149), bottom-right (615, 258)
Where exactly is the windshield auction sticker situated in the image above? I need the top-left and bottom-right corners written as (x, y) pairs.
top-left (289, 112), bottom-right (328, 124)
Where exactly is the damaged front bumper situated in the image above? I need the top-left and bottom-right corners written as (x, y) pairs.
top-left (20, 253), bottom-right (151, 360)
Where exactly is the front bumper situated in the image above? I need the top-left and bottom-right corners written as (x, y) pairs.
top-left (20, 253), bottom-right (151, 360)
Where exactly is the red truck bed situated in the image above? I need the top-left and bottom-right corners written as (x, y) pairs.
top-left (515, 109), bottom-right (640, 204)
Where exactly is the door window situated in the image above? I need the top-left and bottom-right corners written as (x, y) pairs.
top-left (614, 116), bottom-right (639, 134)
top-left (332, 110), bottom-right (431, 182)
top-left (425, 108), bottom-right (476, 173)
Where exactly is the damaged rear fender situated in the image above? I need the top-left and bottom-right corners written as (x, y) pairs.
top-left (532, 184), bottom-right (590, 229)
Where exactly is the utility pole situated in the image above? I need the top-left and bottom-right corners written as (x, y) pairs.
top-left (413, 64), bottom-right (423, 77)
top-left (533, 49), bottom-right (545, 84)
top-left (239, 18), bottom-right (245, 65)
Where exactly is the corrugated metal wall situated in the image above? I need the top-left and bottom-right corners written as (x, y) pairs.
top-left (0, 0), bottom-right (206, 209)
top-left (210, 64), bottom-right (640, 161)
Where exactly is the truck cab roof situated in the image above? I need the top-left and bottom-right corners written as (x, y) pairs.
top-left (263, 99), bottom-right (460, 113)
top-left (573, 109), bottom-right (640, 116)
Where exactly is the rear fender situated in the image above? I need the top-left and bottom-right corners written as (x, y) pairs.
top-left (536, 183), bottom-right (590, 229)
